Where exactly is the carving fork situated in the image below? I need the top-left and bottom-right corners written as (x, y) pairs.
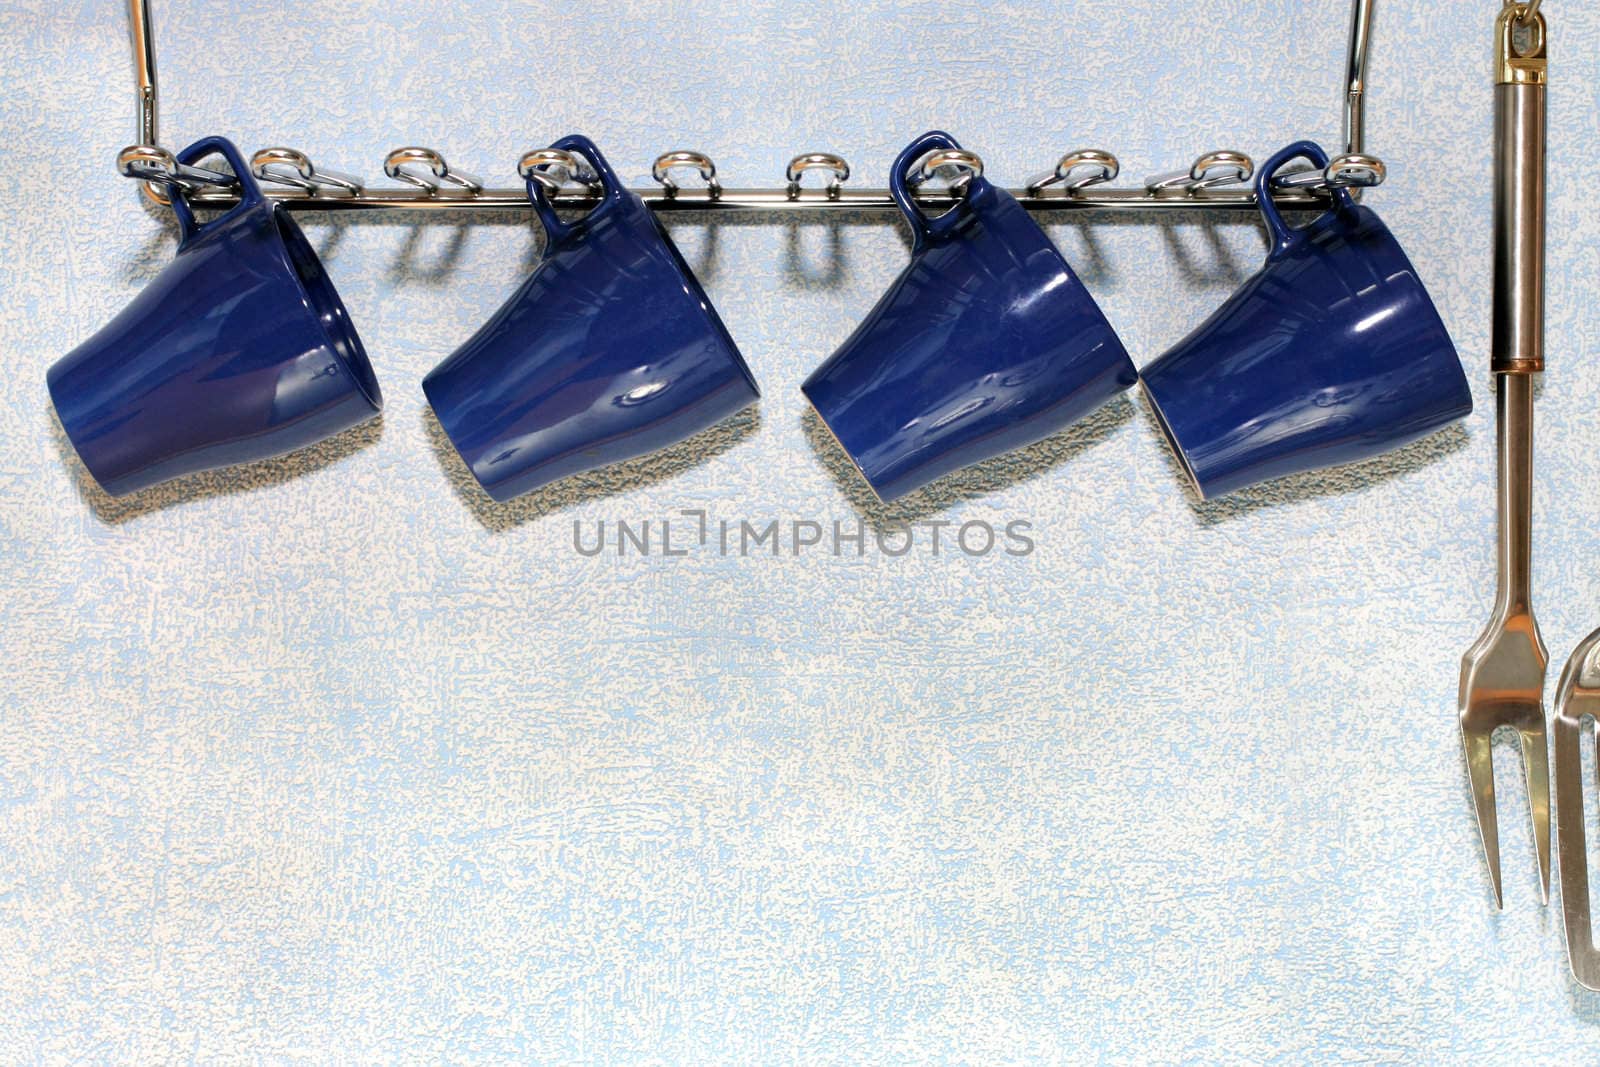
top-left (1556, 631), bottom-right (1600, 988)
top-left (1458, 2), bottom-right (1549, 910)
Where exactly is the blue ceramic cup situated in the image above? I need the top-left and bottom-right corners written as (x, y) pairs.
top-left (48, 136), bottom-right (381, 497)
top-left (423, 135), bottom-right (759, 502)
top-left (1139, 140), bottom-right (1472, 500)
top-left (801, 130), bottom-right (1136, 502)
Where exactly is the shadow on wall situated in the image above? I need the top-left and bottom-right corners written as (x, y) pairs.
top-left (801, 395), bottom-right (1137, 530)
top-left (423, 404), bottom-right (763, 534)
top-left (50, 408), bottom-right (385, 526)
top-left (1135, 399), bottom-right (1472, 526)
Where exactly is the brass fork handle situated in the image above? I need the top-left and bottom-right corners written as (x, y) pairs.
top-left (1492, 4), bottom-right (1547, 374)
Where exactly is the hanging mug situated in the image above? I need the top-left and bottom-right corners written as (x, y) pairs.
top-left (48, 136), bottom-right (382, 497)
top-left (423, 135), bottom-right (759, 503)
top-left (801, 130), bottom-right (1136, 502)
top-left (1139, 139), bottom-right (1472, 500)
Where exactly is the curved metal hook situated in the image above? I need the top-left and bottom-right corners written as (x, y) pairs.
top-left (1507, 0), bottom-right (1541, 25)
top-left (785, 152), bottom-right (850, 200)
top-left (907, 147), bottom-right (984, 194)
top-left (1271, 152), bottom-right (1386, 191)
top-left (517, 148), bottom-right (599, 193)
top-left (652, 150), bottom-right (722, 200)
top-left (1027, 148), bottom-right (1120, 196)
top-left (251, 146), bottom-right (363, 196)
top-left (383, 146), bottom-right (483, 196)
top-left (116, 143), bottom-right (235, 192)
top-left (1145, 149), bottom-right (1254, 195)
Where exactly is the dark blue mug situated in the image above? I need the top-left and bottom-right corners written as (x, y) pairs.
top-left (1139, 140), bottom-right (1472, 500)
top-left (48, 136), bottom-right (381, 497)
top-left (423, 135), bottom-right (759, 503)
top-left (801, 130), bottom-right (1136, 502)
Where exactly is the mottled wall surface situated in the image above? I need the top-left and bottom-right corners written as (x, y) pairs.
top-left (2, 0), bottom-right (1599, 1061)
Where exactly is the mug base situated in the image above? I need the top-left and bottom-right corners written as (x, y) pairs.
top-left (801, 389), bottom-right (892, 504)
top-left (1138, 379), bottom-right (1208, 501)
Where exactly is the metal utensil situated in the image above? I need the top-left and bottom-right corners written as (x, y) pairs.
top-left (1459, 0), bottom-right (1550, 910)
top-left (1556, 630), bottom-right (1600, 988)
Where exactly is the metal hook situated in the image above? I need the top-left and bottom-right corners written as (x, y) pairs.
top-left (251, 146), bottom-right (363, 197)
top-left (785, 152), bottom-right (850, 200)
top-left (652, 150), bottom-right (722, 200)
top-left (1506, 0), bottom-right (1541, 25)
top-left (907, 148), bottom-right (984, 195)
top-left (1271, 152), bottom-right (1387, 191)
top-left (382, 146), bottom-right (483, 197)
top-left (116, 143), bottom-right (236, 193)
top-left (1145, 149), bottom-right (1254, 195)
top-left (1026, 148), bottom-right (1120, 196)
top-left (517, 148), bottom-right (599, 193)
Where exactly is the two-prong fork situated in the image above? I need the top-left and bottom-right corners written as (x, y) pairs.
top-left (1459, 1), bottom-right (1550, 910)
top-left (1458, 380), bottom-right (1550, 908)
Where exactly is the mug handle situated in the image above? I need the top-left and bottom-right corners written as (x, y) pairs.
top-left (1255, 139), bottom-right (1360, 257)
top-left (167, 136), bottom-right (270, 246)
top-left (889, 130), bottom-right (985, 251)
top-left (525, 134), bottom-right (628, 246)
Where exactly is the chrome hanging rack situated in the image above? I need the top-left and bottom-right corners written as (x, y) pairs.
top-left (117, 0), bottom-right (1384, 215)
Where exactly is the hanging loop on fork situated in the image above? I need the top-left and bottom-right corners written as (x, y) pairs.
top-left (653, 150), bottom-right (722, 200)
top-left (1026, 148), bottom-right (1120, 196)
top-left (251, 146), bottom-right (363, 197)
top-left (383, 146), bottom-right (483, 197)
top-left (1145, 149), bottom-right (1254, 195)
top-left (517, 148), bottom-right (599, 194)
top-left (1497, 1), bottom-right (1547, 81)
top-left (1271, 152), bottom-right (1387, 191)
top-left (1506, 0), bottom-right (1541, 27)
top-left (785, 152), bottom-right (850, 200)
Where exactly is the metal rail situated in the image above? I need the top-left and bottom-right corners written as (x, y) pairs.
top-left (120, 0), bottom-right (1382, 215)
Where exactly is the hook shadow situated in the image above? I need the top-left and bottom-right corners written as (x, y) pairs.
top-left (1047, 215), bottom-right (1115, 287)
top-left (1156, 214), bottom-right (1254, 289)
top-left (388, 221), bottom-right (473, 284)
top-left (801, 396), bottom-right (1135, 529)
top-left (782, 217), bottom-right (848, 289)
top-left (658, 218), bottom-right (721, 281)
top-left (422, 403), bottom-right (762, 533)
top-left (51, 408), bottom-right (384, 525)
top-left (1134, 398), bottom-right (1472, 526)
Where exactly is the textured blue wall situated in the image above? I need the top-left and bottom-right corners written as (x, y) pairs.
top-left (3, 0), bottom-right (1600, 1060)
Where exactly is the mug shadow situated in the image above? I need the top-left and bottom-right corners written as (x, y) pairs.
top-left (422, 403), bottom-right (762, 532)
top-left (801, 395), bottom-right (1135, 529)
top-left (1134, 398), bottom-right (1472, 525)
top-left (119, 214), bottom-right (181, 285)
top-left (50, 408), bottom-right (385, 525)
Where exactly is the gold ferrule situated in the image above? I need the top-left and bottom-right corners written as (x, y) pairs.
top-left (1497, 6), bottom-right (1548, 86)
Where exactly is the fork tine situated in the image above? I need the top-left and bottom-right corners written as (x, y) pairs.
top-left (1463, 727), bottom-right (1504, 909)
top-left (1521, 722), bottom-right (1552, 904)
